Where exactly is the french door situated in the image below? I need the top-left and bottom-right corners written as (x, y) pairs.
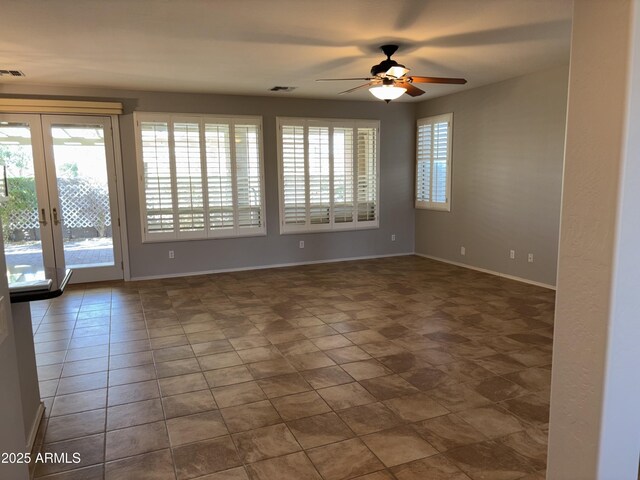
top-left (1, 114), bottom-right (124, 283)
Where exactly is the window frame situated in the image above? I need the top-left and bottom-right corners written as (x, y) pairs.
top-left (415, 112), bottom-right (453, 212)
top-left (134, 112), bottom-right (266, 243)
top-left (276, 117), bottom-right (380, 235)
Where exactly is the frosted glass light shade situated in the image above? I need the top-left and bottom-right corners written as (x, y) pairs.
top-left (369, 85), bottom-right (406, 101)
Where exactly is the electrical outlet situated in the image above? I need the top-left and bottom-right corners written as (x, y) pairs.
top-left (528, 253), bottom-right (534, 263)
top-left (169, 250), bottom-right (174, 259)
top-left (510, 249), bottom-right (515, 260)
top-left (460, 246), bottom-right (466, 256)
top-left (391, 234), bottom-right (396, 242)
top-left (299, 241), bottom-right (304, 249)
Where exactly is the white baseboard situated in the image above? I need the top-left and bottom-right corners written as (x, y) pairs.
top-left (130, 252), bottom-right (414, 281)
top-left (26, 401), bottom-right (45, 453)
top-left (415, 253), bottom-right (556, 290)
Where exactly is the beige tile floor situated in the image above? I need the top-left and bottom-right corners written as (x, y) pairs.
top-left (29, 256), bottom-right (554, 480)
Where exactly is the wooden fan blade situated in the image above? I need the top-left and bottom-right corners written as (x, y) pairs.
top-left (409, 76), bottom-right (467, 84)
top-left (400, 83), bottom-right (425, 97)
top-left (316, 77), bottom-right (373, 82)
top-left (338, 83), bottom-right (373, 95)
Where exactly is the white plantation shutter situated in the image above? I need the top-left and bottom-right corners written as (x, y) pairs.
top-left (332, 127), bottom-right (354, 224)
top-left (432, 121), bottom-right (450, 203)
top-left (234, 122), bottom-right (263, 230)
top-left (308, 125), bottom-right (331, 225)
top-left (416, 123), bottom-right (433, 203)
top-left (356, 127), bottom-right (377, 223)
top-left (416, 113), bottom-right (452, 211)
top-left (173, 121), bottom-right (205, 234)
top-left (140, 121), bottom-right (174, 235)
top-left (136, 113), bottom-right (265, 241)
top-left (278, 118), bottom-right (379, 234)
top-left (204, 123), bottom-right (233, 231)
top-left (281, 124), bottom-right (306, 225)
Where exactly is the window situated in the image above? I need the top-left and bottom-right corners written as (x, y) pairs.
top-left (135, 113), bottom-right (265, 242)
top-left (416, 113), bottom-right (452, 211)
top-left (277, 117), bottom-right (379, 234)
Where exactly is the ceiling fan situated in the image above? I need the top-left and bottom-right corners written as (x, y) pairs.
top-left (317, 44), bottom-right (467, 102)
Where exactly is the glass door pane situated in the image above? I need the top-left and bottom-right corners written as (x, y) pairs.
top-left (1, 114), bottom-right (124, 286)
top-left (49, 123), bottom-right (115, 269)
top-left (0, 119), bottom-right (48, 280)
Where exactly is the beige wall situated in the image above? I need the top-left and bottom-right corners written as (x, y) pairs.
top-left (547, 0), bottom-right (640, 477)
top-left (414, 66), bottom-right (569, 287)
top-left (0, 227), bottom-right (29, 480)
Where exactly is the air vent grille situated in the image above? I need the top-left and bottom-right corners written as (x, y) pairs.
top-left (270, 86), bottom-right (296, 92)
top-left (0, 70), bottom-right (25, 77)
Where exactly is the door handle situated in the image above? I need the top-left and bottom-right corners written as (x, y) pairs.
top-left (39, 208), bottom-right (48, 226)
top-left (52, 207), bottom-right (61, 226)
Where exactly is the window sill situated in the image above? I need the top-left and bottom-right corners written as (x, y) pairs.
top-left (279, 223), bottom-right (379, 235)
top-left (141, 230), bottom-right (267, 244)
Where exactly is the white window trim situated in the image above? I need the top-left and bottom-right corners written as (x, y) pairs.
top-left (276, 117), bottom-right (380, 235)
top-left (134, 112), bottom-right (266, 243)
top-left (415, 112), bottom-right (453, 212)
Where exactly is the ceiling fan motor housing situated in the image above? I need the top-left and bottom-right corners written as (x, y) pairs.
top-left (371, 45), bottom-right (406, 77)
top-left (371, 59), bottom-right (405, 77)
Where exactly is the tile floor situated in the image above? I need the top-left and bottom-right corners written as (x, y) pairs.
top-left (30, 256), bottom-right (554, 480)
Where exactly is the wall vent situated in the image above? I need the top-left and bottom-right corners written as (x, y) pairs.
top-left (0, 70), bottom-right (25, 77)
top-left (270, 86), bottom-right (296, 92)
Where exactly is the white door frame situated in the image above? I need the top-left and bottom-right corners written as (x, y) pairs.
top-left (40, 114), bottom-right (125, 283)
top-left (110, 115), bottom-right (131, 281)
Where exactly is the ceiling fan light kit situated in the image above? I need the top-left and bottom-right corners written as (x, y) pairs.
top-left (369, 84), bottom-right (406, 102)
top-left (317, 44), bottom-right (467, 103)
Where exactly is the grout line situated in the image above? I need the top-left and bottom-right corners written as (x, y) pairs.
top-left (142, 287), bottom-right (179, 480)
top-left (101, 287), bottom-right (114, 473)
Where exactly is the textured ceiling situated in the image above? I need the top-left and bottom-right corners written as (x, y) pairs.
top-left (0, 0), bottom-right (573, 101)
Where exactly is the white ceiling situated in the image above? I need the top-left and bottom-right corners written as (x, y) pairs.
top-left (0, 0), bottom-right (573, 102)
